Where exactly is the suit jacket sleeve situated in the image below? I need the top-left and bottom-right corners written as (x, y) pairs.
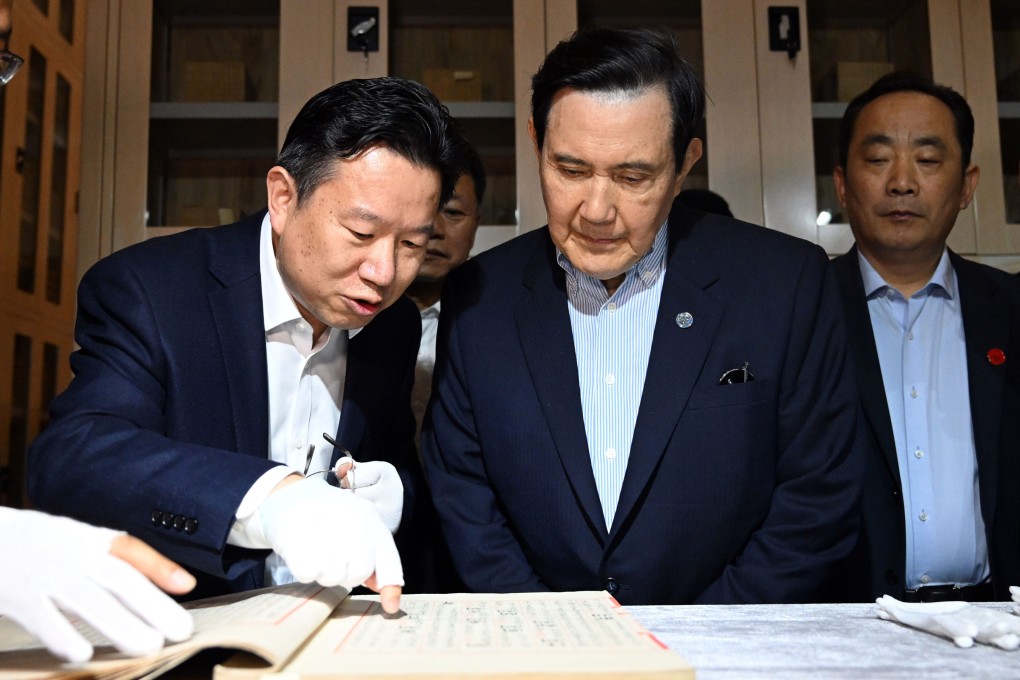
top-left (421, 270), bottom-right (548, 593)
top-left (27, 246), bottom-right (278, 580)
top-left (694, 246), bottom-right (864, 603)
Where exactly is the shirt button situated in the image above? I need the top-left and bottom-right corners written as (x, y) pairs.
top-left (606, 302), bottom-right (617, 312)
top-left (296, 321), bottom-right (306, 332)
top-left (605, 577), bottom-right (620, 595)
top-left (910, 387), bottom-right (918, 398)
top-left (907, 332), bottom-right (914, 341)
top-left (294, 438), bottom-right (304, 449)
top-left (919, 511), bottom-right (928, 521)
top-left (914, 449), bottom-right (924, 459)
top-left (920, 574), bottom-right (931, 584)
top-left (605, 373), bottom-right (616, 386)
top-left (605, 448), bottom-right (617, 460)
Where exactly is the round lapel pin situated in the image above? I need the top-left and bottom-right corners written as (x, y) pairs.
top-left (987, 348), bottom-right (1006, 366)
top-left (676, 312), bottom-right (693, 329)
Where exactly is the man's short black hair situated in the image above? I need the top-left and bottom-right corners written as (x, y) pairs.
top-left (450, 134), bottom-right (487, 207)
top-left (277, 77), bottom-right (460, 206)
top-left (530, 26), bottom-right (704, 173)
top-left (838, 71), bottom-right (975, 172)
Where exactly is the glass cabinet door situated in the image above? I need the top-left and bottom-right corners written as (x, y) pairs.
top-left (991, 0), bottom-right (1019, 224)
top-left (389, 0), bottom-right (517, 227)
top-left (147, 0), bottom-right (279, 228)
top-left (576, 0), bottom-right (707, 190)
top-left (807, 0), bottom-right (933, 228)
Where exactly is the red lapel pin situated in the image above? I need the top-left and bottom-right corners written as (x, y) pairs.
top-left (987, 348), bottom-right (1006, 366)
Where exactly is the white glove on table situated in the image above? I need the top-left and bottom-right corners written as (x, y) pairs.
top-left (334, 457), bottom-right (403, 533)
top-left (1011, 585), bottom-right (1019, 615)
top-left (877, 595), bottom-right (1020, 650)
top-left (256, 476), bottom-right (404, 589)
top-left (0, 507), bottom-right (194, 663)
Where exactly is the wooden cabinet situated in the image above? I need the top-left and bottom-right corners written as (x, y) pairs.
top-left (78, 0), bottom-right (1020, 277)
top-left (0, 0), bottom-right (85, 506)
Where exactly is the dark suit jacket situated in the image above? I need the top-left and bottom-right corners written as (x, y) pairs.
top-left (27, 211), bottom-right (432, 597)
top-left (831, 247), bottom-right (1020, 601)
top-left (421, 206), bottom-right (864, 605)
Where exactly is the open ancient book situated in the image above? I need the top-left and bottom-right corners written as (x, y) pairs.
top-left (0, 584), bottom-right (693, 679)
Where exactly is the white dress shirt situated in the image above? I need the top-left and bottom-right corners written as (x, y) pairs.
top-left (228, 214), bottom-right (352, 585)
top-left (411, 301), bottom-right (441, 446)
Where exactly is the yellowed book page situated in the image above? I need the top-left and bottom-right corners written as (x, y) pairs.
top-left (0, 582), bottom-right (345, 680)
top-left (256, 591), bottom-right (693, 679)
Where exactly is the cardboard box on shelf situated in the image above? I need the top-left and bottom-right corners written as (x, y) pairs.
top-left (836, 62), bottom-right (894, 102)
top-left (183, 61), bottom-right (246, 102)
top-left (423, 67), bottom-right (482, 102)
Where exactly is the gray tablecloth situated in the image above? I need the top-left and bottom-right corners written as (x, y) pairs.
top-left (630, 602), bottom-right (1019, 679)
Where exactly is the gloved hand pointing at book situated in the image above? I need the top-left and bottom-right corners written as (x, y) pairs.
top-left (256, 475), bottom-right (404, 613)
top-left (0, 507), bottom-right (196, 663)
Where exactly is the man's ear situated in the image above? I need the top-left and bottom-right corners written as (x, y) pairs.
top-left (266, 166), bottom-right (297, 236)
top-left (672, 138), bottom-right (704, 196)
top-left (833, 165), bottom-right (848, 209)
top-left (959, 164), bottom-right (980, 210)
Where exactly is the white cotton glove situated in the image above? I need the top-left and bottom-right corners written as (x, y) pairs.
top-left (877, 595), bottom-right (1020, 650)
top-left (334, 457), bottom-right (404, 534)
top-left (0, 507), bottom-right (194, 663)
top-left (1010, 586), bottom-right (1020, 616)
top-left (256, 476), bottom-right (404, 589)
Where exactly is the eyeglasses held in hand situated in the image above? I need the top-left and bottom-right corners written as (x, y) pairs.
top-left (303, 432), bottom-right (357, 489)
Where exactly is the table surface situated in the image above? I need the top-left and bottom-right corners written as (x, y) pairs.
top-left (629, 602), bottom-right (1019, 679)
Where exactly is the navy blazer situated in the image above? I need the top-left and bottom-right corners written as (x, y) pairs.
top-left (422, 206), bottom-right (864, 605)
top-left (27, 212), bottom-right (430, 597)
top-left (831, 247), bottom-right (1020, 600)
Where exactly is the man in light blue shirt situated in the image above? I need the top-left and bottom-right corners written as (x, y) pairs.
top-left (423, 27), bottom-right (863, 606)
top-left (831, 72), bottom-right (1020, 602)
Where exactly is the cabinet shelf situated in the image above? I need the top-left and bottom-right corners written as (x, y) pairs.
top-left (445, 102), bottom-right (514, 119)
top-left (812, 102), bottom-right (848, 119)
top-left (150, 102), bottom-right (278, 120)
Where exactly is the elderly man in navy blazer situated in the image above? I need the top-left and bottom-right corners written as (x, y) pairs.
top-left (829, 72), bottom-right (1020, 602)
top-left (28, 78), bottom-right (462, 609)
top-left (421, 27), bottom-right (864, 606)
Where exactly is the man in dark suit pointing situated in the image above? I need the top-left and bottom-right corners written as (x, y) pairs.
top-left (28, 77), bottom-right (462, 610)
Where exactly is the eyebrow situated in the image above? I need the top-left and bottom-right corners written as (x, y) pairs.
top-left (860, 133), bottom-right (947, 151)
top-left (550, 152), bottom-right (658, 174)
top-left (348, 207), bottom-right (434, 236)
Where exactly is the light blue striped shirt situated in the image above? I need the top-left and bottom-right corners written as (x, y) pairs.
top-left (558, 224), bottom-right (668, 530)
top-left (860, 248), bottom-right (989, 589)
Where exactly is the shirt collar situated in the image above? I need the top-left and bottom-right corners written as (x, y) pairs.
top-left (555, 220), bottom-right (669, 292)
top-left (858, 246), bottom-right (955, 300)
top-left (419, 299), bottom-right (441, 321)
top-left (258, 213), bottom-right (361, 338)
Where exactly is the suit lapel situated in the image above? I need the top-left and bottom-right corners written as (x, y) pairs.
top-left (610, 219), bottom-right (722, 538)
top-left (515, 237), bottom-right (607, 539)
top-left (335, 329), bottom-right (366, 461)
top-left (832, 249), bottom-right (901, 486)
top-left (207, 216), bottom-right (270, 458)
top-left (952, 252), bottom-right (1008, 526)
